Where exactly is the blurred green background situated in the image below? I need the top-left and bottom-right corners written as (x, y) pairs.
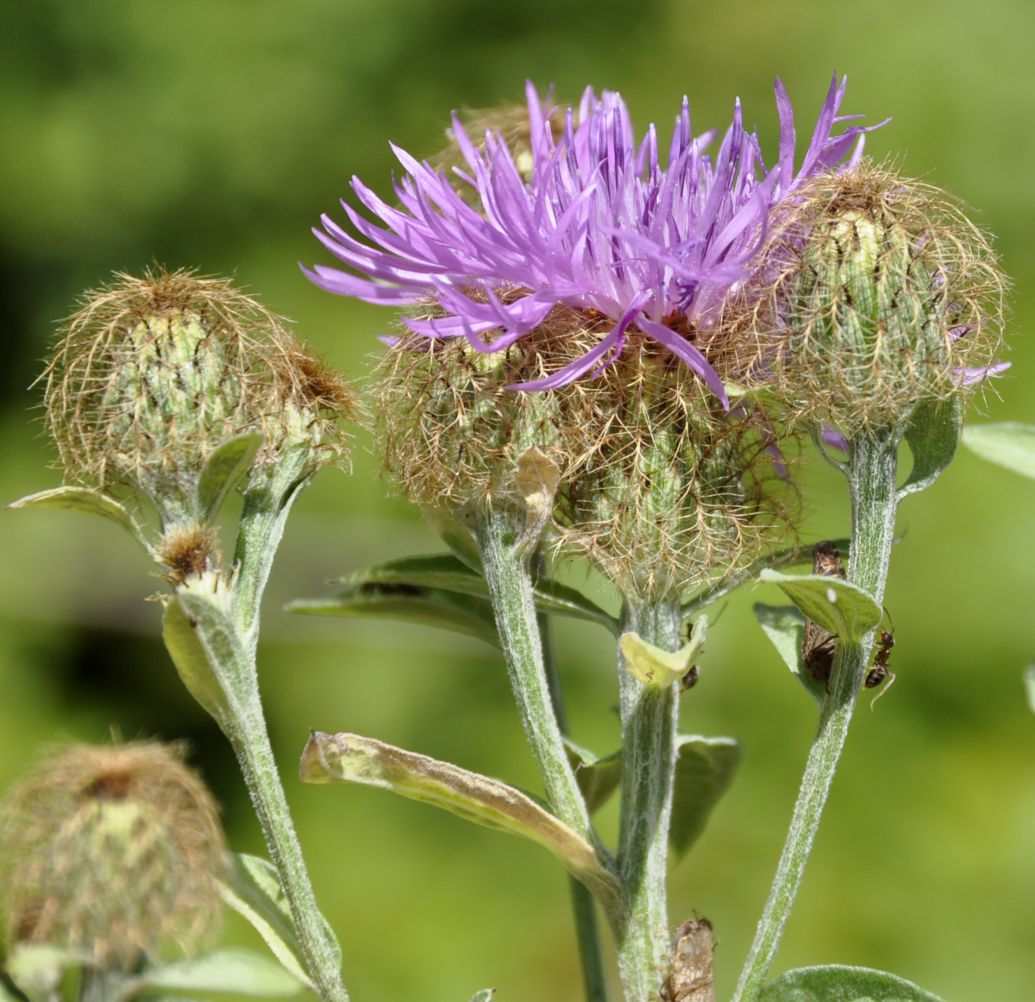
top-left (1, 1), bottom-right (1034, 999)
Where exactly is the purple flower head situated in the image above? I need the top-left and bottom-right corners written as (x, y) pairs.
top-left (306, 76), bottom-right (881, 407)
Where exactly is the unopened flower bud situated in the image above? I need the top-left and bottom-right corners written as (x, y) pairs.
top-left (557, 343), bottom-right (789, 603)
top-left (0, 742), bottom-right (226, 968)
top-left (375, 315), bottom-right (578, 520)
top-left (42, 269), bottom-right (352, 531)
top-left (763, 162), bottom-right (1006, 433)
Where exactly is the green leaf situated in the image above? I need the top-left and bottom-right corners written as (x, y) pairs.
top-left (198, 432), bottom-right (263, 520)
top-left (563, 739), bottom-right (622, 813)
top-left (0, 975), bottom-right (25, 1002)
top-left (218, 854), bottom-right (314, 991)
top-left (285, 583), bottom-right (501, 646)
top-left (420, 504), bottom-right (484, 572)
top-left (962, 422), bottom-right (1035, 481)
top-left (5, 945), bottom-right (86, 999)
top-left (324, 553), bottom-right (617, 633)
top-left (468, 992), bottom-right (495, 1002)
top-left (288, 555), bottom-right (617, 641)
top-left (760, 964), bottom-right (944, 1001)
top-left (6, 485), bottom-right (152, 552)
top-left (753, 603), bottom-right (826, 705)
top-left (759, 569), bottom-right (881, 644)
top-left (135, 949), bottom-right (303, 997)
top-left (620, 617), bottom-right (707, 689)
top-left (669, 736), bottom-right (740, 861)
top-left (899, 395), bottom-right (963, 499)
top-left (682, 539), bottom-right (851, 620)
top-left (161, 584), bottom-right (243, 726)
top-left (1024, 665), bottom-right (1035, 715)
top-left (301, 731), bottom-right (621, 917)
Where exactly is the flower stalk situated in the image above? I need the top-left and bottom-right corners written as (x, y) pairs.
top-left (732, 427), bottom-right (900, 1002)
top-left (614, 599), bottom-right (683, 1002)
top-left (163, 456), bottom-right (348, 1002)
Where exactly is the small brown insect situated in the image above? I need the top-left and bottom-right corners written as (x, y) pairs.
top-left (801, 540), bottom-right (846, 686)
top-left (865, 627), bottom-right (897, 706)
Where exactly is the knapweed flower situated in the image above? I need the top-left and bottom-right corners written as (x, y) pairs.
top-left (42, 269), bottom-right (353, 532)
top-left (307, 76), bottom-right (881, 404)
top-left (0, 742), bottom-right (226, 968)
top-left (756, 161), bottom-right (1007, 434)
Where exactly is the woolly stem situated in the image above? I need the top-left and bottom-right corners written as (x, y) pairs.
top-left (163, 455), bottom-right (348, 1002)
top-left (536, 556), bottom-right (610, 1002)
top-left (614, 598), bottom-right (683, 1002)
top-left (475, 507), bottom-right (595, 842)
top-left (731, 428), bottom-right (899, 1002)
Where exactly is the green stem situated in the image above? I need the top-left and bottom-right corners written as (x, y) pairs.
top-left (475, 507), bottom-right (594, 842)
top-left (615, 598), bottom-right (683, 1002)
top-left (731, 429), bottom-right (900, 1002)
top-left (536, 557), bottom-right (609, 1002)
top-left (226, 686), bottom-right (347, 1002)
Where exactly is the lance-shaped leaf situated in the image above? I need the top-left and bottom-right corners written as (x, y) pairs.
top-left (621, 617), bottom-right (708, 689)
top-left (7, 485), bottom-right (152, 553)
top-left (899, 395), bottom-right (963, 499)
top-left (132, 949), bottom-right (303, 997)
top-left (759, 570), bottom-right (880, 644)
top-left (421, 503), bottom-right (484, 572)
top-left (760, 964), bottom-right (944, 1001)
top-left (564, 738), bottom-right (622, 813)
top-left (670, 736), bottom-right (740, 861)
top-left (753, 603), bottom-right (827, 705)
top-left (198, 432), bottom-right (263, 520)
top-left (682, 539), bottom-right (850, 620)
top-left (162, 582), bottom-right (244, 727)
top-left (308, 553), bottom-right (617, 634)
top-left (285, 582), bottom-right (501, 646)
top-left (218, 854), bottom-right (314, 991)
top-left (962, 421), bottom-right (1035, 481)
top-left (301, 732), bottom-right (621, 917)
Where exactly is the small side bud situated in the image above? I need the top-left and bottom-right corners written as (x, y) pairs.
top-left (0, 741), bottom-right (227, 969)
top-left (761, 162), bottom-right (1007, 435)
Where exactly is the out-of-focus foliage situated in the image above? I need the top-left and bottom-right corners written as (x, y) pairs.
top-left (1, 2), bottom-right (1034, 1001)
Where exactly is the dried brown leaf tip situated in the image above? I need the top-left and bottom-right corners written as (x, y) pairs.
top-left (0, 741), bottom-right (227, 968)
top-left (754, 161), bottom-right (1007, 433)
top-left (41, 268), bottom-right (351, 522)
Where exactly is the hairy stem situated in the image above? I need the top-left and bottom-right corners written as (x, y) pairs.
top-left (732, 429), bottom-right (899, 1002)
top-left (615, 598), bottom-right (683, 1002)
top-left (476, 508), bottom-right (594, 842)
top-left (536, 557), bottom-right (609, 1002)
top-left (225, 686), bottom-right (347, 1002)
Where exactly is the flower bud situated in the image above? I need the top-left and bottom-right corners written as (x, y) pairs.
top-left (0, 742), bottom-right (226, 968)
top-left (374, 312), bottom-right (580, 518)
top-left (556, 341), bottom-right (790, 603)
top-left (763, 162), bottom-right (1006, 433)
top-left (42, 269), bottom-right (352, 530)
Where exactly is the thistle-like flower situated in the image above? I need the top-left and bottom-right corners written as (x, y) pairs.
top-left (0, 742), bottom-right (226, 968)
top-left (40, 269), bottom-right (353, 573)
top-left (307, 77), bottom-right (880, 404)
top-left (756, 162), bottom-right (1007, 434)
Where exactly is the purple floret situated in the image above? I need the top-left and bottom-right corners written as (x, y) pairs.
top-left (306, 76), bottom-right (882, 406)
